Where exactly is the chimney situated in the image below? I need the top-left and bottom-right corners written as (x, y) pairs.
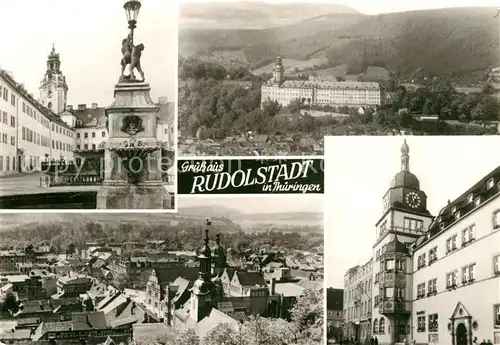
top-left (67, 105), bottom-right (73, 111)
top-left (91, 103), bottom-right (98, 109)
top-left (77, 104), bottom-right (87, 111)
top-left (271, 277), bottom-right (276, 295)
top-left (158, 97), bottom-right (168, 104)
top-left (131, 301), bottom-right (136, 315)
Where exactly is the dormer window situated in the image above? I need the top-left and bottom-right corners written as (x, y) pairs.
top-left (439, 222), bottom-right (445, 230)
top-left (474, 197), bottom-right (481, 207)
top-left (87, 114), bottom-right (92, 119)
top-left (437, 216), bottom-right (442, 223)
top-left (451, 206), bottom-right (457, 214)
top-left (454, 211), bottom-right (461, 220)
top-left (467, 194), bottom-right (474, 204)
top-left (91, 119), bottom-right (97, 125)
top-left (487, 178), bottom-right (495, 190)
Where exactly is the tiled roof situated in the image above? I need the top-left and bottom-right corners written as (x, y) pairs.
top-left (235, 271), bottom-right (266, 287)
top-left (426, 165), bottom-right (500, 238)
top-left (71, 311), bottom-right (108, 330)
top-left (197, 308), bottom-right (239, 338)
top-left (0, 69), bottom-right (72, 130)
top-left (18, 300), bottom-right (53, 314)
top-left (132, 323), bottom-right (176, 343)
top-left (72, 102), bottom-right (174, 128)
top-left (154, 267), bottom-right (199, 285)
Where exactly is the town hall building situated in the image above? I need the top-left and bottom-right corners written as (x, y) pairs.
top-left (343, 140), bottom-right (500, 345)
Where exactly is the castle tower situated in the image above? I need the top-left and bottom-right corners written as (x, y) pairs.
top-left (39, 44), bottom-right (68, 114)
top-left (273, 55), bottom-right (284, 85)
top-left (190, 227), bottom-right (215, 323)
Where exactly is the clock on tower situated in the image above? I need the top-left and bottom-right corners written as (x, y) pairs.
top-left (405, 191), bottom-right (421, 209)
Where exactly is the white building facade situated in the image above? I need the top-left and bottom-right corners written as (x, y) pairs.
top-left (343, 141), bottom-right (500, 345)
top-left (0, 65), bottom-right (74, 176)
top-left (261, 56), bottom-right (382, 108)
top-left (0, 46), bottom-right (174, 176)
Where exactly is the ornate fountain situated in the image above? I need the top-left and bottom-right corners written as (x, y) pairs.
top-left (96, 0), bottom-right (173, 209)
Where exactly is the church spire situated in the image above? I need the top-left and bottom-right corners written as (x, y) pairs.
top-left (198, 222), bottom-right (212, 281)
top-left (400, 139), bottom-right (410, 172)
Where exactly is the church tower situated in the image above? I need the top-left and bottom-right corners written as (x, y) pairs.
top-left (273, 55), bottom-right (284, 85)
top-left (211, 233), bottom-right (227, 305)
top-left (39, 45), bottom-right (68, 114)
top-left (190, 226), bottom-right (215, 323)
top-left (370, 140), bottom-right (434, 345)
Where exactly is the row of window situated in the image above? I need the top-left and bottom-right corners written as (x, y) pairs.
top-left (346, 299), bottom-right (372, 320)
top-left (372, 318), bottom-right (386, 334)
top-left (1, 111), bottom-right (15, 127)
top-left (380, 258), bottom-right (405, 272)
top-left (417, 212), bottom-right (500, 271)
top-left (1, 85), bottom-right (13, 105)
top-left (21, 100), bottom-right (50, 130)
top-left (416, 278), bottom-right (437, 298)
top-left (416, 256), bottom-right (500, 299)
top-left (445, 224), bottom-right (476, 255)
top-left (417, 314), bottom-right (438, 332)
top-left (0, 155), bottom-right (16, 172)
top-left (21, 126), bottom-right (72, 151)
top-left (445, 263), bottom-right (477, 289)
top-left (0, 132), bottom-right (14, 146)
top-left (77, 131), bottom-right (106, 139)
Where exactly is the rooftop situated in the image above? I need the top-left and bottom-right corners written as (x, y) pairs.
top-left (417, 165), bottom-right (500, 249)
top-left (0, 69), bottom-right (72, 130)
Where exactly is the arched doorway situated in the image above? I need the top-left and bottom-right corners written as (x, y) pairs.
top-left (456, 323), bottom-right (467, 345)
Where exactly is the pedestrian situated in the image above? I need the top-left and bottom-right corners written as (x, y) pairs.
top-left (480, 339), bottom-right (486, 345)
top-left (370, 336), bottom-right (374, 345)
top-left (486, 340), bottom-right (492, 345)
top-left (375, 336), bottom-right (378, 345)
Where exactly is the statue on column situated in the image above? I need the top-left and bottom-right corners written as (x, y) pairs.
top-left (120, 33), bottom-right (145, 82)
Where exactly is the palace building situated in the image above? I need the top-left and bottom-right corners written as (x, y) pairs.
top-left (261, 56), bottom-right (382, 108)
top-left (343, 140), bottom-right (500, 345)
top-left (0, 45), bottom-right (175, 176)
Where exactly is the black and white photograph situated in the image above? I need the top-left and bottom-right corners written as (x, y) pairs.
top-left (324, 136), bottom-right (500, 345)
top-left (0, 195), bottom-right (324, 345)
top-left (0, 0), bottom-right (177, 209)
top-left (178, 0), bottom-right (499, 157)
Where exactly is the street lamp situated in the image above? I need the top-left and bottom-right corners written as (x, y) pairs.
top-left (124, 0), bottom-right (142, 42)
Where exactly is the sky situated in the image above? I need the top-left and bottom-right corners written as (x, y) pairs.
top-left (182, 0), bottom-right (499, 15)
top-left (0, 0), bottom-right (177, 107)
top-left (327, 0), bottom-right (498, 14)
top-left (324, 136), bottom-right (500, 289)
top-left (179, 195), bottom-right (323, 214)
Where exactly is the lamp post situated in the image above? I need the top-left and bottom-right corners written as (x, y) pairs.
top-left (123, 0), bottom-right (141, 79)
top-left (123, 0), bottom-right (141, 45)
top-left (97, 0), bottom-right (171, 209)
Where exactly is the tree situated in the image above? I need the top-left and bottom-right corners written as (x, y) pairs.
top-left (290, 289), bottom-right (324, 345)
top-left (2, 292), bottom-right (19, 314)
top-left (262, 100), bottom-right (281, 117)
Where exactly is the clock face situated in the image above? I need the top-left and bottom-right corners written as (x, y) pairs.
top-left (405, 191), bottom-right (421, 209)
